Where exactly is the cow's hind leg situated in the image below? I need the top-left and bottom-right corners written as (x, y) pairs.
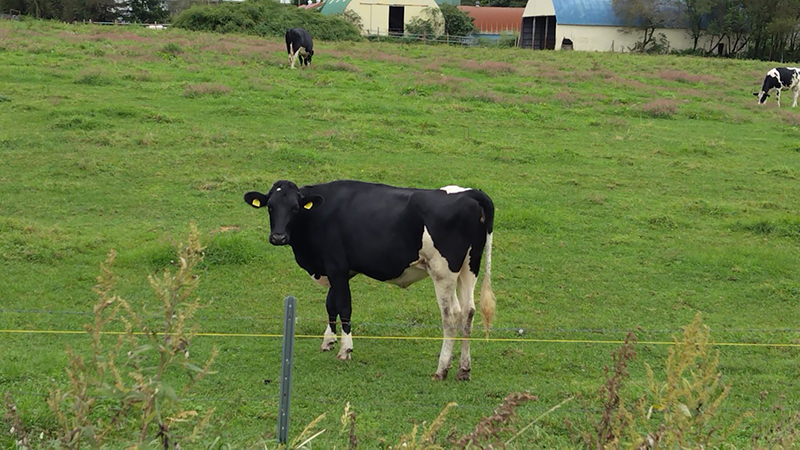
top-left (792, 87), bottom-right (798, 107)
top-left (456, 270), bottom-right (477, 381)
top-left (432, 273), bottom-right (461, 380)
top-left (321, 288), bottom-right (337, 352)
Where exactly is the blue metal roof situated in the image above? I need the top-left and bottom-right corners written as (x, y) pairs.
top-left (552, 0), bottom-right (628, 26)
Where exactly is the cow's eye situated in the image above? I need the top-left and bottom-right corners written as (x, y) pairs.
top-left (267, 205), bottom-right (274, 212)
top-left (291, 206), bottom-right (300, 213)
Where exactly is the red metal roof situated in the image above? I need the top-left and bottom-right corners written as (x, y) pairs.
top-left (457, 6), bottom-right (524, 33)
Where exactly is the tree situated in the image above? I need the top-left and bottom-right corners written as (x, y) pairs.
top-left (705, 0), bottom-right (750, 55)
top-left (673, 0), bottom-right (714, 49)
top-left (440, 4), bottom-right (477, 36)
top-left (611, 0), bottom-right (678, 52)
top-left (127, 0), bottom-right (168, 22)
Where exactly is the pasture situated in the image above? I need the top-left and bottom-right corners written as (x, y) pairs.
top-left (0, 19), bottom-right (798, 447)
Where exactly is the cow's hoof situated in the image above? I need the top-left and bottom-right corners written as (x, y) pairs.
top-left (431, 370), bottom-right (448, 381)
top-left (336, 349), bottom-right (352, 361)
top-left (321, 341), bottom-right (336, 352)
top-left (456, 368), bottom-right (471, 381)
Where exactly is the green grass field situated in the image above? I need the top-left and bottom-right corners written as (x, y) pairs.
top-left (1, 19), bottom-right (798, 447)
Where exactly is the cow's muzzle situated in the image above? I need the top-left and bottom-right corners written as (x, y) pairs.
top-left (269, 233), bottom-right (289, 246)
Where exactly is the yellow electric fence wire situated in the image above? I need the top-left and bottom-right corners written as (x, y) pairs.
top-left (0, 329), bottom-right (797, 347)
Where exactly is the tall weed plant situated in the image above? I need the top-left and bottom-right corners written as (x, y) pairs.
top-left (16, 224), bottom-right (218, 448)
top-left (580, 313), bottom-right (746, 449)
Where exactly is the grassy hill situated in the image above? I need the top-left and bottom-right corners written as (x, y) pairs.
top-left (0, 19), bottom-right (797, 447)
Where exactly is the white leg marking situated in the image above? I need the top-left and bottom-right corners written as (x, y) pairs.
top-left (288, 42), bottom-right (295, 69)
top-left (321, 324), bottom-right (337, 352)
top-left (440, 185), bottom-right (472, 194)
top-left (457, 264), bottom-right (477, 381)
top-left (418, 227), bottom-right (462, 380)
top-left (337, 331), bottom-right (353, 360)
top-left (792, 88), bottom-right (798, 107)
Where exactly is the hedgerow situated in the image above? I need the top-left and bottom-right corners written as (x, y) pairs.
top-left (171, 0), bottom-right (362, 41)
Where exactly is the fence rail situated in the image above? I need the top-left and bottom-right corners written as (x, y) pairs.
top-left (2, 308), bottom-right (798, 337)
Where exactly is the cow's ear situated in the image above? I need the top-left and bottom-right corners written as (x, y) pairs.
top-left (244, 191), bottom-right (269, 209)
top-left (300, 194), bottom-right (324, 211)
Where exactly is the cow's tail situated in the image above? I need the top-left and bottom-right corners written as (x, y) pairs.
top-left (464, 189), bottom-right (495, 339)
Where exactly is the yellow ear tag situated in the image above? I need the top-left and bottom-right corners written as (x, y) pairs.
top-left (252, 199), bottom-right (261, 207)
top-left (303, 201), bottom-right (313, 210)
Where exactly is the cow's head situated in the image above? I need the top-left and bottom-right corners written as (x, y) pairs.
top-left (753, 90), bottom-right (770, 105)
top-left (754, 70), bottom-right (781, 105)
top-left (244, 180), bottom-right (323, 246)
top-left (304, 50), bottom-right (314, 65)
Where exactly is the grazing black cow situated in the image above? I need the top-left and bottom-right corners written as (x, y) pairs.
top-left (754, 67), bottom-right (800, 107)
top-left (244, 180), bottom-right (495, 380)
top-left (285, 27), bottom-right (314, 69)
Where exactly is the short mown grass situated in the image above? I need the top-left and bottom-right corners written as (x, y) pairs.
top-left (0, 19), bottom-right (797, 447)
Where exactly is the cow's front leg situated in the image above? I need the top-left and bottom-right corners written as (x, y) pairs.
top-left (321, 288), bottom-right (337, 352)
top-left (777, 90), bottom-right (782, 107)
top-left (328, 275), bottom-right (354, 360)
top-left (792, 88), bottom-right (798, 107)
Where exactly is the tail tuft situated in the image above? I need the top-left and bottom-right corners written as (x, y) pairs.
top-left (479, 232), bottom-right (495, 339)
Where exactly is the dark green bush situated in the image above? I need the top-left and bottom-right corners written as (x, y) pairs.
top-left (171, 0), bottom-right (362, 41)
top-left (439, 4), bottom-right (477, 36)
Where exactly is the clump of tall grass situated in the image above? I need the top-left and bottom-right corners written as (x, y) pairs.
top-left (5, 224), bottom-right (218, 448)
top-left (183, 83), bottom-right (231, 98)
top-left (637, 99), bottom-right (679, 118)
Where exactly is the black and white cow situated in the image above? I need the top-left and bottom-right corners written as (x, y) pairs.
top-left (285, 27), bottom-right (314, 69)
top-left (754, 67), bottom-right (800, 107)
top-left (244, 180), bottom-right (495, 381)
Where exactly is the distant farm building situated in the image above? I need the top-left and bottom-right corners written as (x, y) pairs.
top-left (320, 0), bottom-right (443, 36)
top-left (458, 6), bottom-right (523, 42)
top-left (520, 0), bottom-right (714, 52)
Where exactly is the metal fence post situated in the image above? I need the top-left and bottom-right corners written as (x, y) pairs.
top-left (277, 295), bottom-right (297, 445)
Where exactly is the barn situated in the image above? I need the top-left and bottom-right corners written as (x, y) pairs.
top-left (320, 0), bottom-right (444, 36)
top-left (457, 6), bottom-right (524, 42)
top-left (520, 0), bottom-right (714, 52)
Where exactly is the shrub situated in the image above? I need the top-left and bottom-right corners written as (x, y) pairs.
top-left (439, 4), bottom-right (477, 36)
top-left (171, 0), bottom-right (362, 41)
top-left (405, 7), bottom-right (443, 38)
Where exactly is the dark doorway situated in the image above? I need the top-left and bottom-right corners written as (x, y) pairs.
top-left (521, 17), bottom-right (533, 49)
top-left (389, 6), bottom-right (404, 36)
top-left (533, 16), bottom-right (556, 50)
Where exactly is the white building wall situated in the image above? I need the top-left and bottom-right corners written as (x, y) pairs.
top-left (351, 1), bottom-right (443, 36)
top-left (522, 0), bottom-right (554, 17)
top-left (555, 24), bottom-right (715, 52)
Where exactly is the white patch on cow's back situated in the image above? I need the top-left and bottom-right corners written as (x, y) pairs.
top-left (440, 185), bottom-right (471, 194)
top-left (767, 68), bottom-right (781, 79)
top-left (310, 274), bottom-right (330, 288)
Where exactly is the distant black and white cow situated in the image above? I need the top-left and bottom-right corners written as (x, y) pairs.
top-left (754, 67), bottom-right (800, 107)
top-left (244, 180), bottom-right (495, 380)
top-left (285, 27), bottom-right (314, 69)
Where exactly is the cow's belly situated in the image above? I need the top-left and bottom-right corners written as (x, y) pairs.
top-left (386, 266), bottom-right (428, 289)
